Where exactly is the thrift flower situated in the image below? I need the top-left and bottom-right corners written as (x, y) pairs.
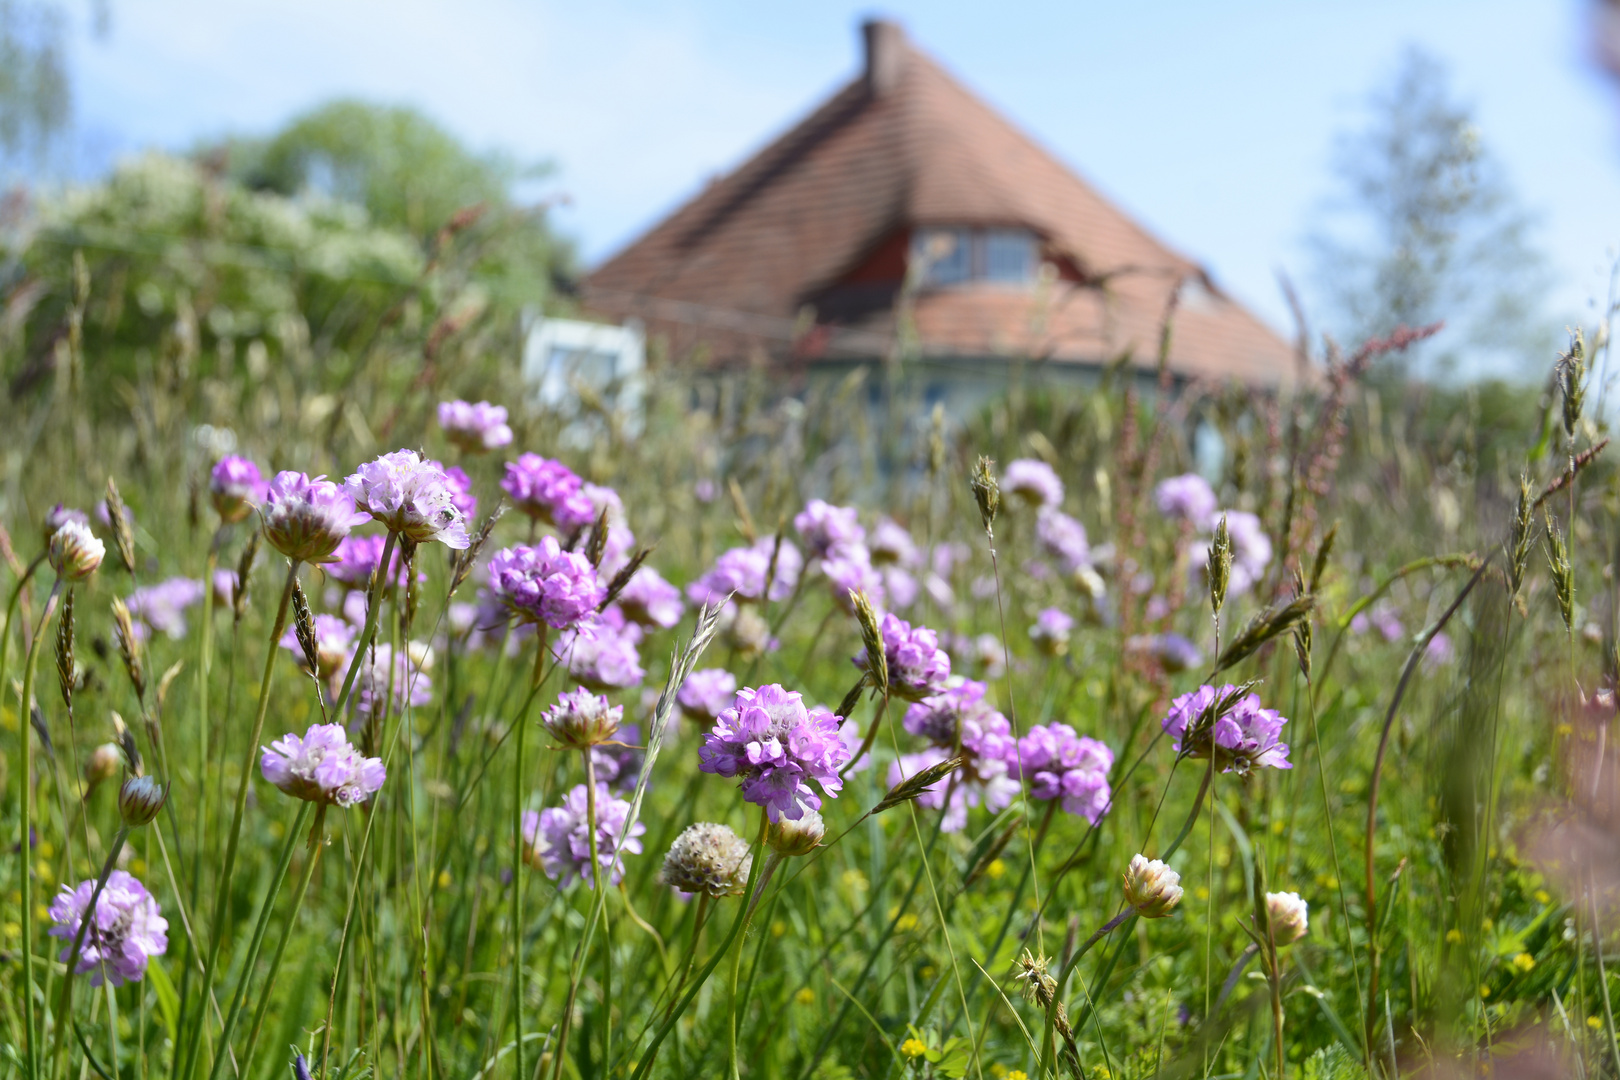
top-left (1035, 508), bottom-right (1090, 572)
top-left (888, 746), bottom-right (1019, 833)
top-left (48, 521), bottom-right (105, 581)
top-left (1017, 723), bottom-right (1113, 823)
top-left (501, 453), bottom-right (596, 531)
top-left (261, 723), bottom-right (387, 807)
top-left (616, 567), bottom-right (684, 629)
top-left (47, 870), bottom-right (168, 986)
top-left (766, 805), bottom-right (825, 856)
top-left (793, 499), bottom-right (864, 560)
top-left (349, 644), bottom-right (432, 724)
top-left (436, 462), bottom-right (478, 521)
top-left (344, 449), bottom-right (471, 549)
top-left (324, 534), bottom-right (413, 590)
top-left (543, 688), bottom-right (623, 748)
top-left (260, 471), bottom-right (370, 564)
top-left (897, 680), bottom-right (1021, 832)
top-left (1154, 474), bottom-right (1217, 524)
top-left (678, 668), bottom-right (739, 724)
top-left (661, 822), bottom-right (752, 897)
top-left (1002, 459), bottom-right (1064, 508)
top-left (487, 537), bottom-right (606, 629)
top-left (209, 455), bottom-right (267, 523)
top-left (698, 685), bottom-right (850, 821)
top-left (869, 518), bottom-right (919, 567)
top-left (686, 538), bottom-right (802, 606)
top-left (1122, 854), bottom-right (1183, 917)
top-left (555, 618), bottom-right (645, 691)
top-left (1028, 607), bottom-right (1074, 657)
top-left (1265, 891), bottom-right (1309, 944)
top-left (125, 578), bottom-right (206, 641)
top-left (524, 783), bottom-right (644, 888)
top-left (437, 399), bottom-right (513, 452)
top-left (858, 613), bottom-right (951, 701)
top-left (1161, 685), bottom-right (1292, 774)
top-left (42, 504), bottom-right (89, 547)
top-left (591, 724), bottom-right (644, 792)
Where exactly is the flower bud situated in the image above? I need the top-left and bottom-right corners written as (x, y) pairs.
top-left (661, 822), bottom-right (752, 898)
top-left (118, 775), bottom-right (167, 827)
top-left (1122, 853), bottom-right (1183, 918)
top-left (48, 521), bottom-right (105, 582)
top-left (766, 806), bottom-right (825, 857)
top-left (542, 688), bottom-right (623, 749)
top-left (85, 742), bottom-right (122, 789)
top-left (1264, 891), bottom-right (1309, 945)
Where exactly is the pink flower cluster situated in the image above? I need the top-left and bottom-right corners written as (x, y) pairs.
top-left (1002, 459), bottom-right (1065, 508)
top-left (859, 613), bottom-right (951, 702)
top-left (260, 722), bottom-right (387, 807)
top-left (1162, 685), bottom-right (1292, 774)
top-left (260, 471), bottom-right (371, 564)
top-left (523, 783), bottom-right (644, 888)
top-left (698, 684), bottom-right (850, 821)
top-left (893, 679), bottom-right (1020, 832)
top-left (438, 399), bottom-right (513, 452)
top-left (1017, 723), bottom-right (1113, 823)
top-left (686, 538), bottom-right (802, 606)
top-left (344, 450), bottom-right (471, 549)
top-left (209, 455), bottom-right (267, 523)
top-left (488, 537), bottom-right (605, 629)
top-left (47, 870), bottom-right (168, 987)
top-left (501, 453), bottom-right (596, 532)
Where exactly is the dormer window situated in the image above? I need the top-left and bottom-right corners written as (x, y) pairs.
top-left (911, 226), bottom-right (1039, 287)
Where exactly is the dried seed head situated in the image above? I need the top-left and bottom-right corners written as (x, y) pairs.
top-left (1013, 950), bottom-right (1058, 1007)
top-left (661, 822), bottom-right (753, 898)
top-left (1559, 329), bottom-right (1587, 443)
top-left (1290, 569), bottom-right (1312, 680)
top-left (292, 580), bottom-right (320, 676)
top-left (1212, 594), bottom-right (1314, 675)
top-left (118, 775), bottom-right (167, 827)
top-left (1543, 509), bottom-right (1574, 632)
top-left (969, 456), bottom-right (1000, 536)
top-left (48, 521), bottom-right (105, 582)
top-left (585, 507), bottom-right (610, 569)
top-left (766, 806), bottom-right (825, 857)
top-left (55, 589), bottom-right (75, 711)
top-left (233, 528), bottom-right (259, 622)
top-left (111, 710), bottom-right (142, 777)
top-left (850, 590), bottom-right (888, 697)
top-left (1309, 522), bottom-right (1337, 595)
top-left (105, 477), bottom-right (136, 574)
top-left (873, 755), bottom-right (963, 815)
top-left (1509, 474), bottom-right (1534, 599)
top-left (110, 597), bottom-right (146, 701)
top-left (598, 546), bottom-right (653, 612)
top-left (1209, 513), bottom-right (1233, 616)
top-left (1123, 854), bottom-right (1184, 918)
top-left (451, 500), bottom-right (507, 598)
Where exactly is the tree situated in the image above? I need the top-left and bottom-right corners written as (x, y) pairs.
top-left (222, 100), bottom-right (572, 311)
top-left (0, 0), bottom-right (71, 173)
top-left (1308, 47), bottom-right (1556, 379)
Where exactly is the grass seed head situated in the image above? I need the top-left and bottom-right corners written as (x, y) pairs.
top-left (55, 588), bottom-right (75, 711)
top-left (970, 455), bottom-right (1000, 536)
top-left (111, 596), bottom-right (146, 702)
top-left (874, 755), bottom-right (962, 815)
top-left (1209, 513), bottom-right (1233, 615)
top-left (105, 476), bottom-right (137, 574)
top-left (233, 528), bottom-right (259, 622)
top-left (1559, 328), bottom-right (1587, 443)
top-left (292, 580), bottom-right (320, 676)
top-left (1509, 474), bottom-right (1534, 599)
top-left (1543, 508), bottom-right (1574, 632)
top-left (850, 589), bottom-right (888, 697)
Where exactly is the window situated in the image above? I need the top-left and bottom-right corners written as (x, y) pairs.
top-left (910, 227), bottom-right (1040, 287)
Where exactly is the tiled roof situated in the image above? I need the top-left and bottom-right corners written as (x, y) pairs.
top-left (584, 22), bottom-right (1298, 386)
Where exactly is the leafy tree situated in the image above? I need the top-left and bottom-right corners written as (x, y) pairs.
top-left (0, 0), bottom-right (71, 172)
top-left (1308, 47), bottom-right (1557, 380)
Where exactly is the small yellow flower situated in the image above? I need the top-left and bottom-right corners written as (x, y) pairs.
top-left (1557, 723), bottom-right (1574, 737)
top-left (901, 1037), bottom-right (928, 1058)
top-left (920, 965), bottom-right (937, 980)
top-left (1194, 886), bottom-right (1210, 901)
top-left (1590, 1016), bottom-right (1604, 1030)
top-left (35, 905), bottom-right (48, 922)
top-left (896, 913), bottom-right (919, 932)
top-left (842, 869), bottom-right (869, 892)
top-left (1534, 890), bottom-right (1550, 904)
top-left (437, 870), bottom-right (451, 890)
top-left (38, 841), bottom-right (54, 859)
top-left (1482, 917), bottom-right (1493, 930)
top-left (1008, 1072), bottom-right (1029, 1080)
top-left (1271, 820), bottom-right (1285, 835)
top-left (130, 858), bottom-right (147, 877)
top-left (1480, 984), bottom-right (1491, 998)
top-left (3, 921), bottom-right (19, 939)
top-left (35, 859), bottom-right (52, 882)
top-left (989, 1067), bottom-right (1008, 1080)
top-left (1445, 929), bottom-right (1463, 944)
top-left (1513, 952), bottom-right (1535, 973)
top-left (987, 859), bottom-right (1006, 881)
top-left (772, 920), bottom-right (787, 938)
top-left (794, 987), bottom-right (815, 1007)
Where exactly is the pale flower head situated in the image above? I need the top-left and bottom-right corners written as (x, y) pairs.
top-left (1265, 891), bottom-right (1309, 945)
top-left (1122, 854), bottom-right (1183, 918)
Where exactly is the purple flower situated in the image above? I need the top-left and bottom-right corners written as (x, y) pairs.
top-left (822, 545), bottom-right (885, 612)
top-left (47, 870), bottom-right (168, 987)
top-left (887, 747), bottom-right (1020, 833)
top-left (260, 722), bottom-right (387, 807)
top-left (694, 478), bottom-right (718, 504)
top-left (616, 567), bottom-right (684, 629)
top-left (125, 578), bottom-right (206, 641)
top-left (436, 462), bottom-right (478, 521)
top-left (857, 614), bottom-right (951, 702)
top-left (42, 504), bottom-right (89, 547)
top-left (523, 783), bottom-right (644, 888)
top-left (1155, 474), bottom-right (1218, 524)
top-left (1350, 604), bottom-right (1403, 643)
top-left (1029, 607), bottom-right (1074, 657)
top-left (794, 499), bottom-right (864, 560)
top-left (678, 668), bottom-right (738, 724)
top-left (1424, 632), bottom-right (1456, 668)
top-left (686, 538), bottom-right (802, 606)
top-left (881, 566), bottom-right (919, 609)
top-left (1017, 723), bottom-right (1113, 823)
top-left (1161, 685), bottom-right (1292, 774)
top-left (902, 680), bottom-right (1016, 762)
top-left (1036, 509), bottom-right (1090, 573)
top-left (698, 684), bottom-right (850, 821)
top-left (438, 399), bottom-right (513, 452)
top-left (260, 472), bottom-right (371, 564)
top-left (349, 644), bottom-right (433, 724)
top-left (1128, 632), bottom-right (1201, 674)
top-left (209, 455), bottom-right (267, 524)
top-left (324, 535), bottom-right (413, 590)
top-left (555, 619), bottom-right (645, 691)
top-left (501, 453), bottom-right (596, 532)
top-left (592, 724), bottom-right (644, 793)
top-left (487, 537), bottom-right (606, 629)
top-left (344, 449), bottom-right (471, 549)
top-left (1002, 459), bottom-right (1065, 508)
top-left (869, 518), bottom-right (919, 567)
top-left (279, 614), bottom-right (354, 679)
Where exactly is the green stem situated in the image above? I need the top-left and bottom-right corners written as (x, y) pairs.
top-left (330, 531), bottom-right (399, 718)
top-left (240, 805), bottom-right (327, 1079)
top-left (17, 576), bottom-right (61, 1080)
top-left (204, 800), bottom-right (314, 1080)
top-left (512, 632), bottom-right (546, 1080)
top-left (186, 559), bottom-right (299, 1080)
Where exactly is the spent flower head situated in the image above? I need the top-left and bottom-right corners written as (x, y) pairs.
top-left (662, 821), bottom-right (753, 897)
top-left (1123, 854), bottom-right (1183, 918)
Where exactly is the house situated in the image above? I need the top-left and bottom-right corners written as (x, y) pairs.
top-left (583, 19), bottom-right (1298, 399)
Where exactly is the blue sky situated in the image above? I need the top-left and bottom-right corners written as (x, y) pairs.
top-left (55, 0), bottom-right (1620, 338)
